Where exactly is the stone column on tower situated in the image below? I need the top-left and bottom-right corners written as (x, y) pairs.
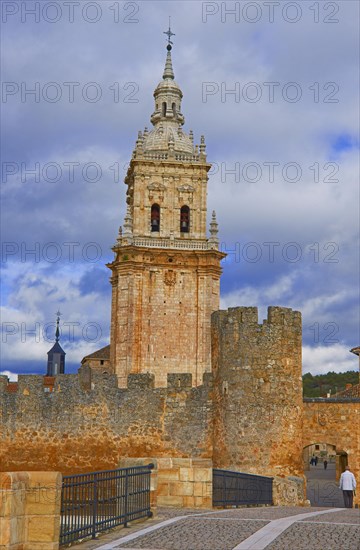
top-left (107, 31), bottom-right (225, 387)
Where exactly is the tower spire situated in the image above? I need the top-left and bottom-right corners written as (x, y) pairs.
top-left (149, 22), bottom-right (184, 128)
top-left (46, 310), bottom-right (66, 376)
top-left (162, 19), bottom-right (175, 80)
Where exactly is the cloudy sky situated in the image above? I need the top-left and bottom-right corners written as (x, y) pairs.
top-left (1, 0), bottom-right (359, 380)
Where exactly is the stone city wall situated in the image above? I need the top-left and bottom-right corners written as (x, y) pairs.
top-left (0, 371), bottom-right (213, 474)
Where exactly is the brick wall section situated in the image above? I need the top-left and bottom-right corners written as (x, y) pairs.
top-left (0, 372), bottom-right (213, 474)
top-left (303, 399), bottom-right (360, 506)
top-left (211, 306), bottom-right (304, 481)
top-left (0, 471), bottom-right (61, 550)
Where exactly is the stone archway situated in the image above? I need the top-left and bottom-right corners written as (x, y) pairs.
top-left (303, 400), bottom-right (359, 507)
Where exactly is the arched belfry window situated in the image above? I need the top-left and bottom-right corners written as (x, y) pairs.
top-left (172, 102), bottom-right (176, 116)
top-left (162, 102), bottom-right (167, 117)
top-left (180, 206), bottom-right (190, 233)
top-left (151, 204), bottom-right (160, 232)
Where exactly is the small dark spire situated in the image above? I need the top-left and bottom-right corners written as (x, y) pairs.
top-left (46, 310), bottom-right (65, 376)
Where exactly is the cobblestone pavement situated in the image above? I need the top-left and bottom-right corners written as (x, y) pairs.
top-left (73, 506), bottom-right (360, 550)
top-left (265, 521), bottom-right (360, 549)
top-left (119, 518), bottom-right (270, 550)
top-left (299, 509), bottom-right (360, 524)
top-left (198, 506), bottom-right (329, 519)
top-left (62, 508), bottom-right (213, 550)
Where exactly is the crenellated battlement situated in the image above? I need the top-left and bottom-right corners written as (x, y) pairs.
top-left (0, 370), bottom-right (212, 397)
top-left (213, 306), bottom-right (301, 330)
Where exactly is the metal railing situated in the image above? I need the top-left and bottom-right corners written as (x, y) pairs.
top-left (60, 464), bottom-right (154, 545)
top-left (213, 469), bottom-right (273, 507)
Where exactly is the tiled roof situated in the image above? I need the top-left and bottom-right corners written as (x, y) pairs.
top-left (334, 384), bottom-right (360, 398)
top-left (6, 382), bottom-right (18, 393)
top-left (81, 345), bottom-right (111, 362)
top-left (43, 376), bottom-right (56, 391)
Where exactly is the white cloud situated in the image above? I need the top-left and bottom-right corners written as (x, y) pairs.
top-left (1, 262), bottom-right (110, 366)
top-left (303, 344), bottom-right (358, 375)
top-left (1, 0), bottom-right (359, 376)
top-left (0, 371), bottom-right (18, 382)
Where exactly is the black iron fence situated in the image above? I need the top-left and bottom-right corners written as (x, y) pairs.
top-left (60, 464), bottom-right (154, 546)
top-left (213, 469), bottom-right (273, 507)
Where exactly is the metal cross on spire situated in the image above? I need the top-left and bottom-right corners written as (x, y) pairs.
top-left (163, 17), bottom-right (175, 47)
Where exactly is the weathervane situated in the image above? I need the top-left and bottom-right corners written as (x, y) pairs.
top-left (163, 17), bottom-right (175, 48)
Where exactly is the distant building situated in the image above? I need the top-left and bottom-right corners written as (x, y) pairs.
top-left (46, 313), bottom-right (65, 376)
top-left (331, 346), bottom-right (360, 398)
top-left (81, 345), bottom-right (111, 374)
top-left (333, 383), bottom-right (360, 399)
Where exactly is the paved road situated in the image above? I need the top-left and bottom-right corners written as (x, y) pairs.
top-left (305, 462), bottom-right (344, 507)
top-left (76, 506), bottom-right (360, 550)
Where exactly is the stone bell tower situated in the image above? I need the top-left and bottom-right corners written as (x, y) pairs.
top-left (108, 29), bottom-right (225, 387)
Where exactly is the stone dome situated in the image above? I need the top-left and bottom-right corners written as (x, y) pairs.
top-left (132, 41), bottom-right (206, 161)
top-left (142, 123), bottom-right (194, 154)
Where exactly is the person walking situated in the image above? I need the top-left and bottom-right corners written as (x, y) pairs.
top-left (339, 466), bottom-right (356, 508)
top-left (324, 460), bottom-right (328, 470)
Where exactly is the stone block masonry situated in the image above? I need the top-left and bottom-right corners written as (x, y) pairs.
top-left (118, 457), bottom-right (213, 510)
top-left (0, 471), bottom-right (61, 550)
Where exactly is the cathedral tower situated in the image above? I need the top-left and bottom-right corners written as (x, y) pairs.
top-left (108, 30), bottom-right (225, 387)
